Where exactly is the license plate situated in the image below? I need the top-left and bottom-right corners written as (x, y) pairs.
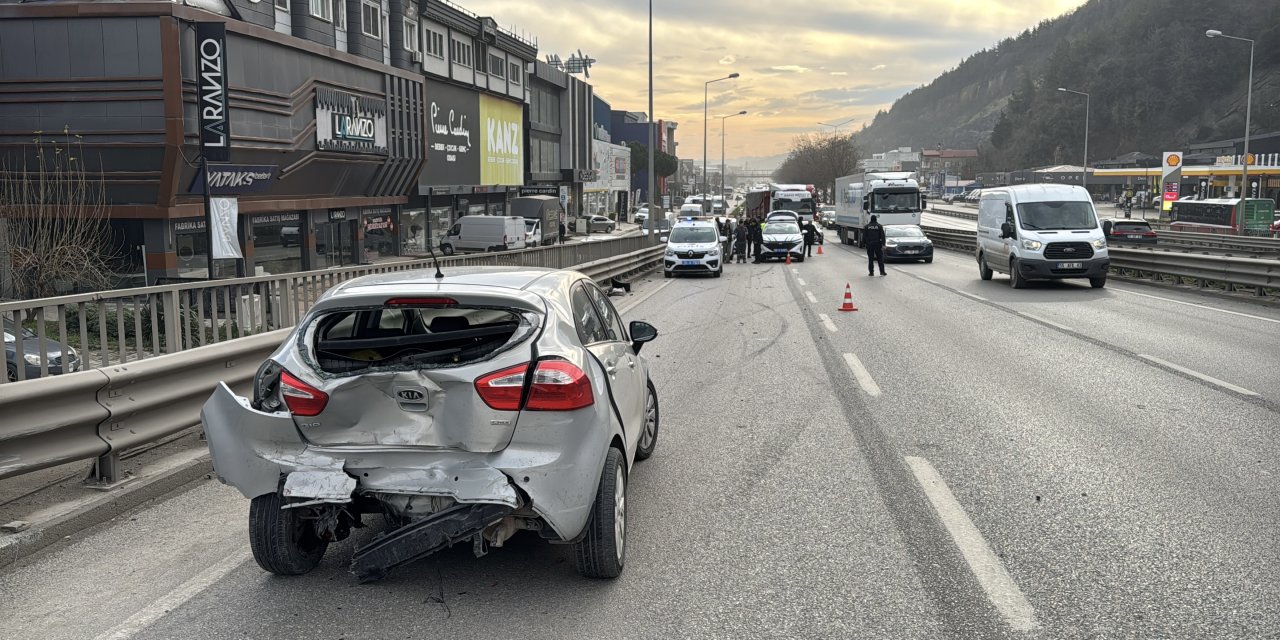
top-left (1058, 262), bottom-right (1083, 269)
top-left (680, 260), bottom-right (700, 266)
top-left (1127, 234), bottom-right (1140, 239)
top-left (902, 248), bottom-right (918, 253)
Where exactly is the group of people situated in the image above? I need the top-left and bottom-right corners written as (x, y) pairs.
top-left (712, 215), bottom-right (822, 264)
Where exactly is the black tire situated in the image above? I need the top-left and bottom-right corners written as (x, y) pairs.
top-left (713, 268), bottom-right (722, 278)
top-left (925, 257), bottom-right (934, 264)
top-left (1009, 259), bottom-right (1027, 289)
top-left (664, 270), bottom-right (672, 279)
top-left (441, 244), bottom-right (455, 256)
top-left (797, 255), bottom-right (805, 263)
top-left (6, 365), bottom-right (17, 383)
top-left (635, 380), bottom-right (659, 461)
top-left (248, 492), bottom-right (329, 576)
top-left (575, 448), bottom-right (626, 578)
top-left (978, 254), bottom-right (993, 280)
top-left (1090, 276), bottom-right (1107, 289)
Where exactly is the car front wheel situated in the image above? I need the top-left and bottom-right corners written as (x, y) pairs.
top-left (575, 447), bottom-right (627, 578)
top-left (248, 492), bottom-right (329, 576)
top-left (636, 381), bottom-right (660, 461)
top-left (441, 244), bottom-right (455, 256)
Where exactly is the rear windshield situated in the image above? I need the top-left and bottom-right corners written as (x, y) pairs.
top-left (308, 306), bottom-right (535, 374)
top-left (1111, 222), bottom-right (1151, 231)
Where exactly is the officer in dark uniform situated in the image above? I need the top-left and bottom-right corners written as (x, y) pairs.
top-left (863, 215), bottom-right (886, 276)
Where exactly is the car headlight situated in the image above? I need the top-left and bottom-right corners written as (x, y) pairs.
top-left (665, 250), bottom-right (676, 257)
top-left (23, 354), bottom-right (42, 365)
top-left (1092, 238), bottom-right (1107, 250)
top-left (707, 248), bottom-right (720, 257)
top-left (886, 239), bottom-right (898, 246)
top-left (1022, 239), bottom-right (1043, 251)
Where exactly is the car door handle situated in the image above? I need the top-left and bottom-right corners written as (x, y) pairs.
top-left (627, 359), bottom-right (636, 369)
top-left (605, 360), bottom-right (618, 374)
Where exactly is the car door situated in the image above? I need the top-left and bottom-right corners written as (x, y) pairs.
top-left (583, 284), bottom-right (644, 451)
top-left (569, 285), bottom-right (632, 439)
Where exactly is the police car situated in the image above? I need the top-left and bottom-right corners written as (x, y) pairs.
top-left (663, 219), bottom-right (724, 278)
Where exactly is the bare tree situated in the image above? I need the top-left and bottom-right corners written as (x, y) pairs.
top-left (775, 132), bottom-right (859, 200)
top-left (0, 129), bottom-right (114, 300)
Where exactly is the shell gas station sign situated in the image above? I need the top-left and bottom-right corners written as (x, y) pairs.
top-left (1161, 152), bottom-right (1182, 212)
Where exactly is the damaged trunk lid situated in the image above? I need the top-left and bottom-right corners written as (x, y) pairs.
top-left (287, 289), bottom-right (544, 452)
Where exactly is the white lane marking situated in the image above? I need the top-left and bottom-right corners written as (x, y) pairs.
top-left (904, 456), bottom-right (1038, 632)
top-left (805, 291), bottom-right (819, 304)
top-left (1138, 354), bottom-right (1259, 396)
top-left (94, 548), bottom-right (252, 640)
top-left (797, 277), bottom-right (808, 286)
top-left (842, 353), bottom-right (882, 397)
top-left (957, 290), bottom-right (988, 302)
top-left (819, 313), bottom-right (838, 333)
top-left (791, 268), bottom-right (800, 274)
top-left (1017, 312), bottom-right (1074, 333)
top-left (1110, 288), bottom-right (1280, 325)
top-left (916, 276), bottom-right (940, 285)
top-left (619, 279), bottom-right (675, 315)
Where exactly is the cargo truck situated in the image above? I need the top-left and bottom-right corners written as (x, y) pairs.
top-left (832, 171), bottom-right (926, 246)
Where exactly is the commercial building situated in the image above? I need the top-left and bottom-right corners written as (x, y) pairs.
top-left (521, 59), bottom-right (593, 225)
top-left (609, 111), bottom-right (677, 204)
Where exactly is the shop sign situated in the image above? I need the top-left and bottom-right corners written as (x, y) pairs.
top-left (479, 94), bottom-right (524, 185)
top-left (316, 87), bottom-right (388, 155)
top-left (252, 212), bottom-right (300, 224)
top-left (189, 164), bottom-right (276, 195)
top-left (174, 218), bottom-right (206, 233)
top-left (520, 185), bottom-right (559, 196)
top-left (365, 215), bottom-right (394, 233)
top-left (195, 22), bottom-right (230, 162)
top-left (329, 209), bottom-right (348, 221)
top-left (424, 80), bottom-right (480, 186)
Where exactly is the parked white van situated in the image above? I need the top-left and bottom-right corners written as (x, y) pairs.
top-left (976, 185), bottom-right (1110, 289)
top-left (439, 216), bottom-right (527, 255)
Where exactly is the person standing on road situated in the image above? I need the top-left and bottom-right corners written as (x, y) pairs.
top-left (802, 220), bottom-right (817, 257)
top-left (733, 222), bottom-right (749, 263)
top-left (750, 217), bottom-right (765, 263)
top-left (864, 215), bottom-right (886, 276)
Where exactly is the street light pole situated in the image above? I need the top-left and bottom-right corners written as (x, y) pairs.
top-left (1206, 29), bottom-right (1255, 207)
top-left (817, 116), bottom-right (857, 133)
top-left (646, 0), bottom-right (656, 240)
top-left (718, 111), bottom-right (747, 210)
top-left (704, 72), bottom-right (739, 215)
top-left (1057, 87), bottom-right (1089, 189)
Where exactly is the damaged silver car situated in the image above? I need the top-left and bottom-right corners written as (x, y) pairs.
top-left (200, 267), bottom-right (660, 582)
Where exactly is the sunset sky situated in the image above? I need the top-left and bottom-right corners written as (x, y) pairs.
top-left (460, 0), bottom-right (1089, 167)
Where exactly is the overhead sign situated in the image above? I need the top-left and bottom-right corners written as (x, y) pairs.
top-left (195, 22), bottom-right (230, 162)
top-left (315, 87), bottom-right (388, 155)
top-left (479, 93), bottom-right (524, 185)
top-left (1161, 152), bottom-right (1182, 213)
top-left (189, 164), bottom-right (276, 195)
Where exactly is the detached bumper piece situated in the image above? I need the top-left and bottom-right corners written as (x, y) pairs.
top-left (350, 503), bottom-right (513, 583)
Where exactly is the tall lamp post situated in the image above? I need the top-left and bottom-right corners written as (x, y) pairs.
top-left (818, 116), bottom-right (857, 133)
top-left (646, 0), bottom-right (656, 240)
top-left (1206, 29), bottom-right (1256, 204)
top-left (719, 110), bottom-right (747, 210)
top-left (704, 72), bottom-right (739, 214)
top-left (1056, 87), bottom-right (1089, 190)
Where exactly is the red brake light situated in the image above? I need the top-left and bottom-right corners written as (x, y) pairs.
top-left (525, 359), bottom-right (594, 411)
top-left (475, 363), bottom-right (529, 411)
top-left (385, 297), bottom-right (457, 306)
top-left (1143, 232), bottom-right (1157, 237)
top-left (280, 371), bottom-right (329, 417)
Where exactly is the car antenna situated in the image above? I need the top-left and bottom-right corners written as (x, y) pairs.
top-left (425, 188), bottom-right (445, 279)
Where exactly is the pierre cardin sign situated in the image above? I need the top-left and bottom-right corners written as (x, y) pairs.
top-left (195, 22), bottom-right (230, 162)
top-left (315, 87), bottom-right (388, 155)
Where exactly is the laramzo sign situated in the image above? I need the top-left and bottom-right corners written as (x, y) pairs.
top-left (196, 22), bottom-right (230, 162)
top-left (316, 87), bottom-right (388, 154)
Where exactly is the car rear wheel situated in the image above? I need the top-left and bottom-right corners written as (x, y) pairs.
top-left (575, 447), bottom-right (626, 578)
top-left (635, 380), bottom-right (660, 461)
top-left (978, 254), bottom-right (993, 280)
top-left (6, 365), bottom-right (16, 383)
top-left (248, 492), bottom-right (329, 576)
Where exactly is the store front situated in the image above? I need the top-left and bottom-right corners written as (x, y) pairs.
top-left (316, 209), bottom-right (359, 269)
top-left (362, 207), bottom-right (398, 263)
top-left (250, 212), bottom-right (303, 275)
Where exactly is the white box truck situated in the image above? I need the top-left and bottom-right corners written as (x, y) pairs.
top-left (832, 171), bottom-right (926, 246)
top-left (439, 216), bottom-right (527, 255)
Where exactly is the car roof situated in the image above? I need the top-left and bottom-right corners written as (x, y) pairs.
top-left (328, 266), bottom-right (565, 298)
top-left (672, 219), bottom-right (715, 227)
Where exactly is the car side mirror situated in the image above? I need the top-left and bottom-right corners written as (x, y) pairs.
top-left (1000, 222), bottom-right (1015, 239)
top-left (629, 320), bottom-right (658, 353)
top-left (921, 197), bottom-right (928, 210)
top-left (862, 196), bottom-right (870, 212)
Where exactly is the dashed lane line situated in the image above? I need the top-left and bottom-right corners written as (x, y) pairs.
top-left (797, 277), bottom-right (808, 286)
top-left (819, 313), bottom-right (838, 333)
top-left (1138, 355), bottom-right (1259, 397)
top-left (842, 352), bottom-right (882, 397)
top-left (94, 548), bottom-right (252, 640)
top-left (904, 456), bottom-right (1039, 633)
top-left (956, 290), bottom-right (988, 302)
top-left (805, 291), bottom-right (819, 304)
top-left (1017, 312), bottom-right (1074, 333)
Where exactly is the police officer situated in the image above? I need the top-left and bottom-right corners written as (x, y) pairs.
top-left (750, 216), bottom-right (764, 263)
top-left (863, 215), bottom-right (886, 276)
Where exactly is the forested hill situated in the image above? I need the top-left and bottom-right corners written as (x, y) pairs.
top-left (853, 0), bottom-right (1280, 170)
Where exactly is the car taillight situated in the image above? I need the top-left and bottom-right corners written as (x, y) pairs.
top-left (280, 371), bottom-right (329, 416)
top-left (525, 359), bottom-right (594, 411)
top-left (475, 363), bottom-right (528, 411)
top-left (385, 297), bottom-right (457, 306)
top-left (1143, 232), bottom-right (1157, 237)
top-left (473, 359), bottom-right (594, 412)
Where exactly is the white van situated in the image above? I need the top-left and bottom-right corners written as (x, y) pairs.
top-left (976, 185), bottom-right (1110, 289)
top-left (663, 219), bottom-right (724, 277)
top-left (439, 216), bottom-right (527, 255)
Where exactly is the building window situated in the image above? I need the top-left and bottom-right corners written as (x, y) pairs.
top-left (361, 0), bottom-right (381, 39)
top-left (509, 62), bottom-right (521, 84)
top-left (425, 29), bottom-right (444, 58)
top-left (476, 44), bottom-right (488, 73)
top-left (310, 0), bottom-right (332, 22)
top-left (450, 38), bottom-right (472, 67)
top-left (403, 18), bottom-right (419, 52)
top-left (275, 0), bottom-right (289, 9)
top-left (333, 0), bottom-right (345, 29)
top-left (489, 54), bottom-right (505, 78)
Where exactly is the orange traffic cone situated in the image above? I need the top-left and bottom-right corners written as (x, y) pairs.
top-left (817, 244), bottom-right (824, 255)
top-left (785, 253), bottom-right (792, 266)
top-left (838, 283), bottom-right (858, 312)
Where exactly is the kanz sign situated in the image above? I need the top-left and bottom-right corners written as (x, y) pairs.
top-left (315, 87), bottom-right (388, 155)
top-left (195, 23), bottom-right (230, 162)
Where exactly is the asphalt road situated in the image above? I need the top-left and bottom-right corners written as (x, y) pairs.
top-left (3, 242), bottom-right (1278, 639)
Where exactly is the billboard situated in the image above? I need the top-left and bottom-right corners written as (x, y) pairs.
top-left (195, 22), bottom-right (230, 162)
top-left (1161, 152), bottom-right (1182, 212)
top-left (479, 94), bottom-right (523, 185)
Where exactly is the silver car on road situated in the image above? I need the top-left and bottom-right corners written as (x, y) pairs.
top-left (201, 267), bottom-right (660, 582)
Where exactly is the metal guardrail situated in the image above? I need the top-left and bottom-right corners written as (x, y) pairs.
top-left (919, 225), bottom-right (1280, 297)
top-left (0, 243), bottom-right (663, 482)
top-left (1, 235), bottom-right (657, 385)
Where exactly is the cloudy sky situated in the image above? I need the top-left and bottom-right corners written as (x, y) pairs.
top-left (461, 0), bottom-right (1088, 167)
